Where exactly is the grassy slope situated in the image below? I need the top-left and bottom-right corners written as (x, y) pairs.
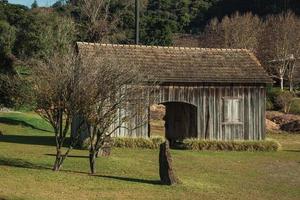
top-left (0, 112), bottom-right (300, 200)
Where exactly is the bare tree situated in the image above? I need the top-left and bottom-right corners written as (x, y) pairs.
top-left (202, 12), bottom-right (263, 52)
top-left (30, 51), bottom-right (79, 171)
top-left (203, 11), bottom-right (300, 91)
top-left (78, 0), bottom-right (131, 42)
top-left (76, 50), bottom-right (155, 174)
top-left (28, 16), bottom-right (79, 171)
top-left (259, 11), bottom-right (300, 91)
top-left (286, 55), bottom-right (297, 91)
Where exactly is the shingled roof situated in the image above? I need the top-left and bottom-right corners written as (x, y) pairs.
top-left (76, 42), bottom-right (272, 84)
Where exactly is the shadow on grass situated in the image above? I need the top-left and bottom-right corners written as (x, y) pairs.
top-left (94, 175), bottom-right (162, 185)
top-left (45, 153), bottom-right (88, 159)
top-left (283, 150), bottom-right (300, 153)
top-left (0, 156), bottom-right (51, 170)
top-left (61, 169), bottom-right (89, 175)
top-left (0, 117), bottom-right (52, 132)
top-left (0, 135), bottom-right (56, 146)
top-left (0, 156), bottom-right (163, 186)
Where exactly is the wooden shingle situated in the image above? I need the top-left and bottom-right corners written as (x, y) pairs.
top-left (77, 42), bottom-right (272, 84)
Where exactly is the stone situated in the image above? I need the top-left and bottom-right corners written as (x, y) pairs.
top-left (159, 140), bottom-right (181, 185)
top-left (266, 119), bottom-right (279, 130)
top-left (280, 120), bottom-right (300, 132)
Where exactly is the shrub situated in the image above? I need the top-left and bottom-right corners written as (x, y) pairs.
top-left (183, 139), bottom-right (281, 152)
top-left (266, 98), bottom-right (274, 110)
top-left (111, 137), bottom-right (164, 149)
top-left (289, 98), bottom-right (300, 115)
top-left (276, 91), bottom-right (294, 113)
top-left (295, 90), bottom-right (300, 97)
top-left (266, 87), bottom-right (282, 110)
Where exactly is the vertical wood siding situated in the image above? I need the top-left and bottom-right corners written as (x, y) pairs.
top-left (111, 84), bottom-right (266, 141)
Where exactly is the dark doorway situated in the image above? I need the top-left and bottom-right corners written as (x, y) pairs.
top-left (163, 102), bottom-right (198, 143)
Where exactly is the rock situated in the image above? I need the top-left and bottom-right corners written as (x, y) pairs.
top-left (266, 111), bottom-right (300, 126)
top-left (266, 119), bottom-right (279, 130)
top-left (159, 140), bottom-right (181, 185)
top-left (280, 120), bottom-right (300, 132)
top-left (150, 104), bottom-right (166, 120)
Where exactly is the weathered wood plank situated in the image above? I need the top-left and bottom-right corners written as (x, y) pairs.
top-left (106, 84), bottom-right (267, 141)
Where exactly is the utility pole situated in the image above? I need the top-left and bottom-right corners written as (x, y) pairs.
top-left (135, 0), bottom-right (140, 45)
top-left (284, 0), bottom-right (289, 13)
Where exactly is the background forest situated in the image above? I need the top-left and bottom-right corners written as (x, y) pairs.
top-left (1, 0), bottom-right (300, 109)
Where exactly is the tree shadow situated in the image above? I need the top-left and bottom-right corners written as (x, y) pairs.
top-left (283, 149), bottom-right (300, 153)
top-left (0, 135), bottom-right (56, 146)
top-left (45, 153), bottom-right (88, 159)
top-left (94, 175), bottom-right (162, 185)
top-left (0, 156), bottom-right (51, 170)
top-left (0, 156), bottom-right (163, 185)
top-left (61, 169), bottom-right (89, 175)
top-left (0, 117), bottom-right (52, 132)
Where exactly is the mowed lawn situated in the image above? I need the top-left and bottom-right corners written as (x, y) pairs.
top-left (0, 112), bottom-right (300, 200)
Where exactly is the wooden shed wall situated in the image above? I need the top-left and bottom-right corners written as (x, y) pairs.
top-left (112, 84), bottom-right (266, 141)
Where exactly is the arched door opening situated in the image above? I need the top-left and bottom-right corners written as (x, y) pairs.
top-left (163, 102), bottom-right (197, 145)
top-left (149, 102), bottom-right (198, 146)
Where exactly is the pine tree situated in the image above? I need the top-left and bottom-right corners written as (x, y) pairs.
top-left (31, 0), bottom-right (38, 9)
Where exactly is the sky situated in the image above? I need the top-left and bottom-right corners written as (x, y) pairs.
top-left (9, 0), bottom-right (57, 7)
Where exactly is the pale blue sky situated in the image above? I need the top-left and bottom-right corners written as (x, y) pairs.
top-left (9, 0), bottom-right (57, 7)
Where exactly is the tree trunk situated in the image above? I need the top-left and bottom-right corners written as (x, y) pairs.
top-left (289, 80), bottom-right (293, 92)
top-left (53, 149), bottom-right (62, 171)
top-left (280, 76), bottom-right (284, 91)
top-left (89, 151), bottom-right (97, 174)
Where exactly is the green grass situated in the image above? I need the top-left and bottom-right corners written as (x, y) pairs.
top-left (0, 112), bottom-right (300, 200)
top-left (0, 111), bottom-right (53, 133)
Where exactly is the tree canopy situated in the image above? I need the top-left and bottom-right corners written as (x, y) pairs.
top-left (1, 0), bottom-right (300, 107)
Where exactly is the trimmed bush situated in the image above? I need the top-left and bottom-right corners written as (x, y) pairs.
top-left (183, 139), bottom-right (281, 152)
top-left (111, 137), bottom-right (164, 149)
top-left (110, 137), bottom-right (280, 151)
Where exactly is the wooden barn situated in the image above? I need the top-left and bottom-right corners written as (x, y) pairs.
top-left (76, 42), bottom-right (272, 141)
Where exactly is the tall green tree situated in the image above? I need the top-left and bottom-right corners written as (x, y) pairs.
top-left (31, 0), bottom-right (38, 9)
top-left (0, 20), bottom-right (18, 107)
top-left (15, 11), bottom-right (75, 60)
top-left (141, 0), bottom-right (177, 45)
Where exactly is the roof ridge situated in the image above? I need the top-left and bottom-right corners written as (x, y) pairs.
top-left (76, 42), bottom-right (248, 52)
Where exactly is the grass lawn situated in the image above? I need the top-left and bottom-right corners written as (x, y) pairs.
top-left (0, 112), bottom-right (300, 200)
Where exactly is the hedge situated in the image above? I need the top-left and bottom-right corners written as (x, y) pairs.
top-left (111, 137), bottom-right (164, 149)
top-left (183, 138), bottom-right (281, 152)
top-left (110, 137), bottom-right (281, 152)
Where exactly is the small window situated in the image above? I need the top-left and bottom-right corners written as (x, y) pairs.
top-left (223, 98), bottom-right (242, 124)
